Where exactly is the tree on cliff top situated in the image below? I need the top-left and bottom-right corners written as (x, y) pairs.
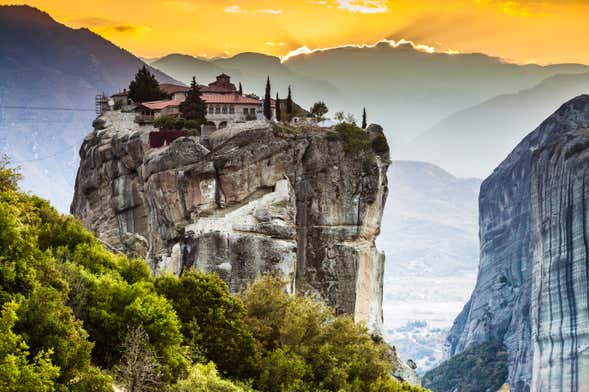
top-left (310, 101), bottom-right (328, 121)
top-left (180, 77), bottom-right (207, 123)
top-left (128, 65), bottom-right (164, 103)
top-left (362, 108), bottom-right (367, 129)
top-left (275, 92), bottom-right (282, 122)
top-left (263, 76), bottom-right (272, 120)
top-left (286, 86), bottom-right (293, 119)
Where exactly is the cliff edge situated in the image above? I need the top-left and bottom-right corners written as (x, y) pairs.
top-left (71, 112), bottom-right (390, 335)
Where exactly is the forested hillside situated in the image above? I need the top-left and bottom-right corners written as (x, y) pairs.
top-left (0, 158), bottom-right (426, 392)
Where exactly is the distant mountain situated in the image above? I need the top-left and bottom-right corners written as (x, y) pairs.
top-left (0, 5), bottom-right (177, 211)
top-left (377, 161), bottom-right (481, 372)
top-left (152, 43), bottom-right (589, 146)
top-left (403, 72), bottom-right (589, 178)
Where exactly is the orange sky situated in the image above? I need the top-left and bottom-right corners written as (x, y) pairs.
top-left (4, 0), bottom-right (589, 64)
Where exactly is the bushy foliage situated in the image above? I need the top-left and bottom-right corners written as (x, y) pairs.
top-left (310, 101), bottom-right (328, 120)
top-left (328, 122), bottom-right (371, 153)
top-left (0, 159), bottom-right (428, 392)
top-left (154, 116), bottom-right (201, 131)
top-left (172, 363), bottom-right (254, 392)
top-left (240, 276), bottom-right (425, 392)
top-left (422, 341), bottom-right (508, 392)
top-left (155, 272), bottom-right (257, 378)
top-left (0, 301), bottom-right (59, 392)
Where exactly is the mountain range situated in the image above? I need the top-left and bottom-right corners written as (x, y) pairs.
top-left (0, 5), bottom-right (177, 211)
top-left (152, 45), bottom-right (589, 149)
top-left (3, 5), bottom-right (589, 209)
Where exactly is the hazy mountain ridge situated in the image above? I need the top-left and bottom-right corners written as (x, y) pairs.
top-left (404, 72), bottom-right (589, 177)
top-left (152, 43), bottom-right (589, 147)
top-left (0, 5), bottom-right (178, 211)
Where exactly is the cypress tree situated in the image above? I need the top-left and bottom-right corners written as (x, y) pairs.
top-left (238, 82), bottom-right (243, 95)
top-left (362, 108), bottom-right (367, 129)
top-left (180, 76), bottom-right (207, 123)
top-left (263, 76), bottom-right (272, 120)
top-left (286, 86), bottom-right (293, 118)
top-left (275, 92), bottom-right (281, 122)
top-left (128, 65), bottom-right (164, 103)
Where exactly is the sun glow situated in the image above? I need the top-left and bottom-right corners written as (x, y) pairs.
top-left (1, 0), bottom-right (588, 65)
top-left (281, 39), bottom-right (438, 62)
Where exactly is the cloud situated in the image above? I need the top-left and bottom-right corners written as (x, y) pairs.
top-left (163, 1), bottom-right (196, 11)
top-left (257, 9), bottom-right (283, 14)
top-left (265, 41), bottom-right (286, 46)
top-left (336, 0), bottom-right (389, 14)
top-left (281, 38), bottom-right (438, 62)
top-left (94, 24), bottom-right (152, 35)
top-left (224, 5), bottom-right (246, 13)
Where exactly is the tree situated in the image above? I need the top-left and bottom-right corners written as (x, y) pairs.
top-left (334, 111), bottom-right (345, 123)
top-left (286, 86), bottom-right (293, 119)
top-left (263, 76), bottom-right (272, 120)
top-left (128, 66), bottom-right (164, 103)
top-left (155, 271), bottom-right (257, 379)
top-left (362, 108), bottom-right (367, 129)
top-left (0, 302), bottom-right (59, 392)
top-left (310, 101), bottom-right (328, 121)
top-left (275, 93), bottom-right (281, 122)
top-left (180, 77), bottom-right (207, 124)
top-left (117, 326), bottom-right (163, 392)
top-left (238, 82), bottom-right (243, 95)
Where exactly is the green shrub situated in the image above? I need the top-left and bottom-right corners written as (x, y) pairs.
top-left (422, 341), bottom-right (508, 392)
top-left (172, 362), bottom-right (254, 392)
top-left (329, 122), bottom-right (371, 153)
top-left (153, 115), bottom-right (177, 130)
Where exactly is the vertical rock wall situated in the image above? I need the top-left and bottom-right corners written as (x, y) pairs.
top-left (447, 95), bottom-right (589, 391)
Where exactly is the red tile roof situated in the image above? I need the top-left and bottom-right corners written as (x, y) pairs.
top-left (141, 99), bottom-right (182, 110)
top-left (202, 94), bottom-right (261, 105)
top-left (159, 83), bottom-right (190, 95)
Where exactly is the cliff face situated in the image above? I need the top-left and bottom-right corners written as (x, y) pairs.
top-left (448, 95), bottom-right (589, 392)
top-left (71, 111), bottom-right (389, 334)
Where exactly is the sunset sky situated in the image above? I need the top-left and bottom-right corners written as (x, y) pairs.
top-left (4, 0), bottom-right (589, 65)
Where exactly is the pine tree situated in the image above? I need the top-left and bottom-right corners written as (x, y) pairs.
top-left (275, 92), bottom-right (281, 122)
top-left (180, 77), bottom-right (207, 123)
top-left (263, 76), bottom-right (272, 120)
top-left (286, 86), bottom-right (293, 119)
top-left (362, 108), bottom-right (367, 129)
top-left (238, 82), bottom-right (243, 95)
top-left (128, 65), bottom-right (164, 103)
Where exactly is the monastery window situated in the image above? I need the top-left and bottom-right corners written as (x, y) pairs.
top-left (222, 105), bottom-right (228, 114)
top-left (229, 106), bottom-right (235, 114)
top-left (243, 108), bottom-right (248, 115)
top-left (249, 108), bottom-right (256, 116)
top-left (215, 105), bottom-right (220, 114)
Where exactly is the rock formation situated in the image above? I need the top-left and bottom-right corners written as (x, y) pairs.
top-left (71, 111), bottom-right (390, 335)
top-left (447, 95), bottom-right (589, 392)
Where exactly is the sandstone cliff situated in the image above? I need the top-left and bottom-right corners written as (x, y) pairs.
top-left (448, 95), bottom-right (589, 392)
top-left (71, 112), bottom-right (390, 335)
